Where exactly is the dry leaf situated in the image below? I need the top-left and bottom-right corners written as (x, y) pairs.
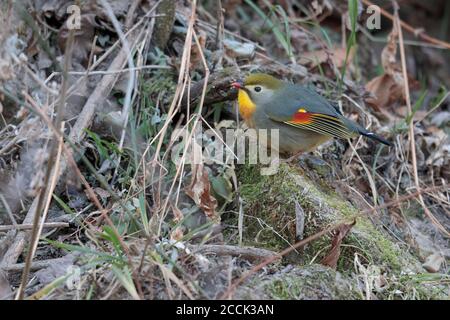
top-left (170, 227), bottom-right (184, 241)
top-left (185, 164), bottom-right (219, 222)
top-left (190, 30), bottom-right (207, 71)
top-left (365, 74), bottom-right (404, 112)
top-left (364, 20), bottom-right (418, 111)
top-left (35, 254), bottom-right (78, 284)
top-left (170, 203), bottom-right (184, 223)
top-left (299, 46), bottom-right (354, 69)
top-left (365, 21), bottom-right (404, 111)
top-left (184, 139), bottom-right (218, 220)
top-left (321, 220), bottom-right (356, 269)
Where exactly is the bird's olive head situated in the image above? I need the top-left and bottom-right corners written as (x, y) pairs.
top-left (232, 73), bottom-right (282, 105)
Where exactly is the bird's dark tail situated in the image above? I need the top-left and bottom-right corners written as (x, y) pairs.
top-left (340, 116), bottom-right (392, 146)
top-left (360, 130), bottom-right (392, 146)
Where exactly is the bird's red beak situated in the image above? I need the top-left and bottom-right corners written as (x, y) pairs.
top-left (231, 80), bottom-right (244, 89)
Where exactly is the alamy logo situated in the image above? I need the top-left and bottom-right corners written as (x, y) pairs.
top-left (65, 266), bottom-right (81, 290)
top-left (366, 5), bottom-right (381, 30)
top-left (66, 5), bottom-right (81, 30)
top-left (171, 125), bottom-right (281, 175)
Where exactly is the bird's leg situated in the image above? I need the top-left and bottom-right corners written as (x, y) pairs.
top-left (282, 150), bottom-right (304, 163)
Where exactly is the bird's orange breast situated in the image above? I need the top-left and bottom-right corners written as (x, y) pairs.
top-left (237, 89), bottom-right (256, 121)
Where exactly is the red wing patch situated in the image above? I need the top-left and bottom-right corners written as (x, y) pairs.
top-left (291, 109), bottom-right (313, 124)
top-left (286, 110), bottom-right (353, 139)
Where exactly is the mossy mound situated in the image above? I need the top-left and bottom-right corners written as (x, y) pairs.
top-left (225, 163), bottom-right (447, 299)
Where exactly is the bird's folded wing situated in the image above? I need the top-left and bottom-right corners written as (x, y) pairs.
top-left (269, 108), bottom-right (354, 139)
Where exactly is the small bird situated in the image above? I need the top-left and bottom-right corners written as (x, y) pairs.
top-left (231, 73), bottom-right (391, 155)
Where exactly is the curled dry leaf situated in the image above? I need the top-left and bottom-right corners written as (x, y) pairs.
top-left (365, 21), bottom-right (420, 114)
top-left (170, 226), bottom-right (184, 241)
top-left (190, 30), bottom-right (207, 71)
top-left (185, 164), bottom-right (219, 223)
top-left (309, 0), bottom-right (333, 21)
top-left (170, 203), bottom-right (184, 223)
top-left (184, 141), bottom-right (219, 222)
top-left (321, 220), bottom-right (356, 269)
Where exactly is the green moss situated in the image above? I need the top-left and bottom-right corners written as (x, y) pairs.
top-left (236, 163), bottom-right (310, 251)
top-left (226, 162), bottom-right (448, 299)
top-left (232, 163), bottom-right (422, 271)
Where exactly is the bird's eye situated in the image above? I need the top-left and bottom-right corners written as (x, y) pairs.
top-left (254, 86), bottom-right (262, 92)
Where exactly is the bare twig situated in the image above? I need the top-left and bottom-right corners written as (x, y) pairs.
top-left (52, 65), bottom-right (170, 76)
top-left (295, 200), bottom-right (305, 240)
top-left (125, 0), bottom-right (142, 30)
top-left (0, 194), bottom-right (17, 226)
top-left (0, 222), bottom-right (69, 232)
top-left (180, 67), bottom-right (241, 107)
top-left (192, 244), bottom-right (278, 262)
top-left (99, 0), bottom-right (136, 154)
top-left (2, 258), bottom-right (70, 272)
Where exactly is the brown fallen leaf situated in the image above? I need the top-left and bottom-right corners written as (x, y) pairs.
top-left (190, 30), bottom-right (207, 71)
top-left (299, 46), bottom-right (354, 69)
top-left (185, 159), bottom-right (219, 222)
top-left (170, 226), bottom-right (184, 241)
top-left (321, 220), bottom-right (356, 269)
top-left (365, 18), bottom-right (404, 112)
top-left (365, 18), bottom-right (417, 112)
top-left (365, 74), bottom-right (404, 113)
top-left (170, 203), bottom-right (184, 223)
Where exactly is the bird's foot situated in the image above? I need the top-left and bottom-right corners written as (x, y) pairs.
top-left (282, 151), bottom-right (304, 164)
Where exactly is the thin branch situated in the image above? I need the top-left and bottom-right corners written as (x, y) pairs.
top-left (192, 244), bottom-right (277, 262)
top-left (0, 222), bottom-right (69, 232)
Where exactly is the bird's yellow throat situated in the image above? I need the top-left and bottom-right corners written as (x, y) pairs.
top-left (237, 89), bottom-right (256, 120)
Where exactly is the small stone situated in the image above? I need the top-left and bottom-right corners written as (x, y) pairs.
top-left (223, 39), bottom-right (255, 58)
top-left (300, 154), bottom-right (332, 178)
top-left (422, 253), bottom-right (444, 273)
